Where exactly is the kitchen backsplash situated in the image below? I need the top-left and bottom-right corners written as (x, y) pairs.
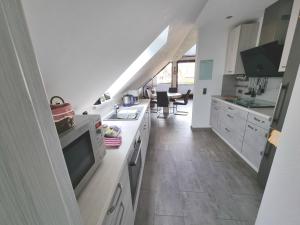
top-left (222, 75), bottom-right (282, 103)
top-left (235, 77), bottom-right (282, 102)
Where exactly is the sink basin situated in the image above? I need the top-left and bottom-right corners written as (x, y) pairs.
top-left (104, 107), bottom-right (142, 121)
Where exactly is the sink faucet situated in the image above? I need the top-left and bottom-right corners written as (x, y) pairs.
top-left (114, 104), bottom-right (120, 115)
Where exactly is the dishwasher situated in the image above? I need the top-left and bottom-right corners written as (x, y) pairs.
top-left (128, 132), bottom-right (142, 208)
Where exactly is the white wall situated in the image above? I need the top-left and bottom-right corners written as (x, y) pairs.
top-left (21, 0), bottom-right (207, 113)
top-left (191, 26), bottom-right (228, 128)
top-left (255, 65), bottom-right (300, 225)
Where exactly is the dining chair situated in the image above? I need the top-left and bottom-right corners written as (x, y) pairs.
top-left (156, 91), bottom-right (169, 118)
top-left (173, 89), bottom-right (191, 114)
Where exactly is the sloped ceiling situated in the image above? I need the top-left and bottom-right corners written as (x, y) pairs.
top-left (21, 0), bottom-right (208, 112)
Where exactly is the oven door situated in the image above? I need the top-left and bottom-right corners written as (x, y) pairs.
top-left (128, 136), bottom-right (142, 208)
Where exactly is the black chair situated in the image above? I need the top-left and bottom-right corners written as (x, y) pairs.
top-left (168, 87), bottom-right (178, 93)
top-left (173, 89), bottom-right (191, 114)
top-left (156, 91), bottom-right (169, 117)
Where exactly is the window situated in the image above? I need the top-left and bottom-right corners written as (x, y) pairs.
top-left (106, 26), bottom-right (169, 97)
top-left (178, 62), bottom-right (195, 85)
top-left (184, 45), bottom-right (196, 56)
top-left (156, 63), bottom-right (172, 84)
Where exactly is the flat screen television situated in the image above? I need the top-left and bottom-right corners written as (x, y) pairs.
top-left (240, 41), bottom-right (284, 77)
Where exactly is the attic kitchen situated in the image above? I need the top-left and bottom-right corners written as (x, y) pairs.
top-left (1, 0), bottom-right (300, 225)
top-left (210, 0), bottom-right (299, 187)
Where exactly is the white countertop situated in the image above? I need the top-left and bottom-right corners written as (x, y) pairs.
top-left (212, 96), bottom-right (275, 119)
top-left (77, 99), bottom-right (150, 225)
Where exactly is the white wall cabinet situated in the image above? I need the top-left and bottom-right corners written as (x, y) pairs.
top-left (224, 23), bottom-right (259, 75)
top-left (210, 98), bottom-right (271, 171)
top-left (279, 0), bottom-right (300, 72)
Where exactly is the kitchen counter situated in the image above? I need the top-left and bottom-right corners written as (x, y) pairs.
top-left (77, 99), bottom-right (150, 225)
top-left (212, 96), bottom-right (275, 119)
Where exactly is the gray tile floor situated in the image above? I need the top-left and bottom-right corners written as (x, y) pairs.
top-left (135, 102), bottom-right (263, 225)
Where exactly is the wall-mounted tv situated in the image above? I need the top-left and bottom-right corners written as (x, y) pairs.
top-left (240, 41), bottom-right (284, 77)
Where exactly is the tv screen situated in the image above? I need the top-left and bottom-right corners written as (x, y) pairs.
top-left (240, 41), bottom-right (284, 77)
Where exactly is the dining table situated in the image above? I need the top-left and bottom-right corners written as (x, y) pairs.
top-left (152, 92), bottom-right (182, 116)
top-left (152, 92), bottom-right (182, 99)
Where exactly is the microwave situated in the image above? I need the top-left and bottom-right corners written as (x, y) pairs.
top-left (59, 114), bottom-right (106, 197)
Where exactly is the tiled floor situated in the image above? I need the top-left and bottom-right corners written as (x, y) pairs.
top-left (134, 102), bottom-right (263, 225)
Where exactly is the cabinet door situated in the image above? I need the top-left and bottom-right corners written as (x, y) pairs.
top-left (279, 0), bottom-right (300, 72)
top-left (104, 168), bottom-right (132, 225)
top-left (225, 26), bottom-right (240, 74)
top-left (242, 122), bottom-right (268, 170)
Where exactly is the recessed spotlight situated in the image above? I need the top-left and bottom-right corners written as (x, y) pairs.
top-left (226, 16), bottom-right (233, 19)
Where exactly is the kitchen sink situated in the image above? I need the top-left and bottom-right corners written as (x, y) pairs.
top-left (103, 107), bottom-right (143, 121)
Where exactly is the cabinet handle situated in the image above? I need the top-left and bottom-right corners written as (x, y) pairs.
top-left (107, 183), bottom-right (123, 215)
top-left (227, 114), bottom-right (233, 119)
top-left (253, 117), bottom-right (261, 122)
top-left (225, 128), bottom-right (230, 132)
top-left (248, 125), bottom-right (254, 130)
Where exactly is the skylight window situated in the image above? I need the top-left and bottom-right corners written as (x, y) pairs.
top-left (184, 44), bottom-right (196, 56)
top-left (106, 26), bottom-right (169, 97)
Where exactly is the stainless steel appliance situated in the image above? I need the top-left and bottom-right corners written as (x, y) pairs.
top-left (122, 94), bottom-right (134, 106)
top-left (258, 14), bottom-right (300, 187)
top-left (128, 132), bottom-right (142, 208)
top-left (59, 114), bottom-right (106, 197)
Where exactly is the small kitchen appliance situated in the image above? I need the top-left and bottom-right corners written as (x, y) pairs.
top-left (122, 94), bottom-right (135, 106)
top-left (58, 114), bottom-right (106, 197)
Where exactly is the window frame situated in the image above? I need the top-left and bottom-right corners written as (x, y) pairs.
top-left (155, 62), bottom-right (172, 85)
top-left (176, 59), bottom-right (196, 86)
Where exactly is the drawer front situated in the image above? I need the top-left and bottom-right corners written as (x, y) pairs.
top-left (243, 122), bottom-right (268, 150)
top-left (247, 113), bottom-right (271, 129)
top-left (242, 142), bottom-right (264, 170)
top-left (104, 169), bottom-right (131, 225)
top-left (224, 103), bottom-right (248, 120)
top-left (221, 111), bottom-right (247, 133)
top-left (220, 122), bottom-right (243, 152)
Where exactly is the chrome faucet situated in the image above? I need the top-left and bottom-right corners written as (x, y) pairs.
top-left (114, 104), bottom-right (120, 115)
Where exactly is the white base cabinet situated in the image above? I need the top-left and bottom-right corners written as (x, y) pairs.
top-left (103, 105), bottom-right (151, 225)
top-left (103, 168), bottom-right (132, 225)
top-left (210, 98), bottom-right (271, 171)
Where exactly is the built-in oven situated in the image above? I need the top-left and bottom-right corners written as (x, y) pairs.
top-left (128, 132), bottom-right (142, 208)
top-left (59, 114), bottom-right (106, 197)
